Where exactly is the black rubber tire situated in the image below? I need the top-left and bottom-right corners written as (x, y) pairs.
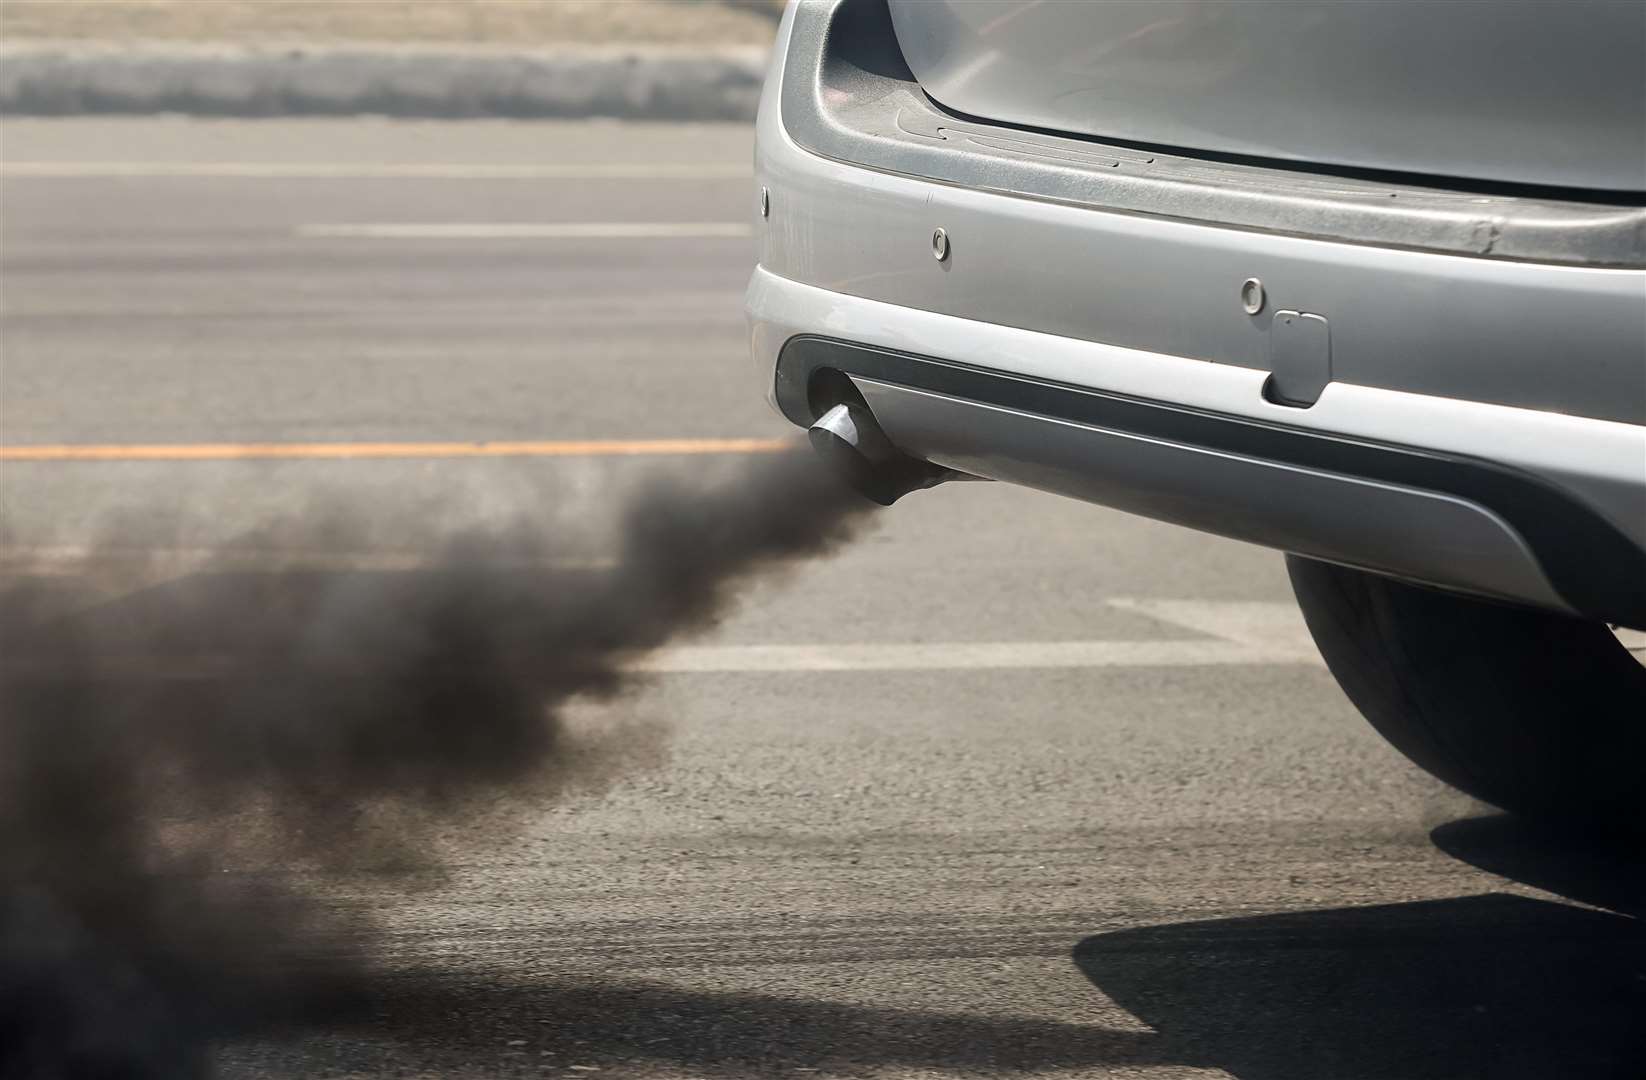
top-left (1286, 555), bottom-right (1646, 830)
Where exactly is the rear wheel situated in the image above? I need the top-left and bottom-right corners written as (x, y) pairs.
top-left (1286, 555), bottom-right (1646, 830)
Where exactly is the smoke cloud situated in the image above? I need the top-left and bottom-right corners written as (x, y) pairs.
top-left (0, 448), bottom-right (870, 1079)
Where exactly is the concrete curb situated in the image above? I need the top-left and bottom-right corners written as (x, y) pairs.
top-left (0, 41), bottom-right (768, 121)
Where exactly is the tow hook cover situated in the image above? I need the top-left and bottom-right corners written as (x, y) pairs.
top-left (1267, 310), bottom-right (1332, 408)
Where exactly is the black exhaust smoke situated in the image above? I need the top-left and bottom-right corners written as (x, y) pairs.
top-left (0, 447), bottom-right (872, 1079)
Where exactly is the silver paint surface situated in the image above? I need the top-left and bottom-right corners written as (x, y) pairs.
top-left (889, 0), bottom-right (1646, 192)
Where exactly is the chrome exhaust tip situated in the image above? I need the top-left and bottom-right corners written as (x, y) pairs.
top-left (807, 400), bottom-right (966, 506)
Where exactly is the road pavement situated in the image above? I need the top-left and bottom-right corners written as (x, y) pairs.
top-left (3, 118), bottom-right (1641, 1079)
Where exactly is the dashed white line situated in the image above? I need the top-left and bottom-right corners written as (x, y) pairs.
top-left (297, 222), bottom-right (752, 240)
top-left (1105, 597), bottom-right (1321, 656)
top-left (631, 636), bottom-right (1322, 673)
top-left (0, 555), bottom-right (1323, 674)
top-left (0, 546), bottom-right (614, 575)
top-left (1, 162), bottom-right (749, 180)
top-left (637, 602), bottom-right (1323, 673)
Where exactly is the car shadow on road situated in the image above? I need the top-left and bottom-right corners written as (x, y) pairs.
top-left (229, 977), bottom-right (1169, 1077)
top-left (1431, 812), bottom-right (1646, 918)
top-left (1073, 814), bottom-right (1646, 1080)
top-left (220, 814), bottom-right (1646, 1078)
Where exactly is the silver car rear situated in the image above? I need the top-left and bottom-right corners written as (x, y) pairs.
top-left (750, 0), bottom-right (1646, 831)
top-left (748, 0), bottom-right (1646, 628)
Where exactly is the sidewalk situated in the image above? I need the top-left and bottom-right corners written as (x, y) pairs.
top-left (0, 42), bottom-right (768, 121)
top-left (0, 1), bottom-right (777, 120)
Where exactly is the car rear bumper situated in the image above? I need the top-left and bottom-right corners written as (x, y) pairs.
top-left (747, 1), bottom-right (1646, 626)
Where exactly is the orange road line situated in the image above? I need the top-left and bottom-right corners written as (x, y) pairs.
top-left (0, 438), bottom-right (792, 462)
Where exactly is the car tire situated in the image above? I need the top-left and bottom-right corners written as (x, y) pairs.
top-left (1286, 555), bottom-right (1646, 830)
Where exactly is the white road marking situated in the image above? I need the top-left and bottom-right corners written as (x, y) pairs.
top-left (0, 547), bottom-right (615, 575)
top-left (297, 222), bottom-right (752, 240)
top-left (1105, 598), bottom-right (1320, 656)
top-left (634, 601), bottom-right (1321, 673)
top-left (1613, 625), bottom-right (1646, 662)
top-left (631, 634), bottom-right (1322, 673)
top-left (1, 162), bottom-right (749, 180)
top-left (4, 636), bottom-right (1321, 679)
top-left (0, 545), bottom-right (1323, 674)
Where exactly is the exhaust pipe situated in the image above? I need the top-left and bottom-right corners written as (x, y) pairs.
top-left (807, 400), bottom-right (971, 506)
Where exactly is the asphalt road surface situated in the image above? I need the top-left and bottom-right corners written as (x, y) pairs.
top-left (3, 119), bottom-right (1642, 1080)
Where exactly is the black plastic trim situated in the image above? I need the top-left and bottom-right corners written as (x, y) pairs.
top-left (781, 0), bottom-right (1646, 268)
top-left (777, 335), bottom-right (1646, 627)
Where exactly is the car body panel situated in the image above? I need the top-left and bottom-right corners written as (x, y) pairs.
top-left (748, 1), bottom-right (1646, 625)
top-left (789, 0), bottom-right (1646, 268)
top-left (887, 0), bottom-right (1646, 193)
top-left (855, 375), bottom-right (1568, 612)
top-left (767, 0), bottom-right (1646, 427)
top-left (749, 271), bottom-right (1646, 590)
